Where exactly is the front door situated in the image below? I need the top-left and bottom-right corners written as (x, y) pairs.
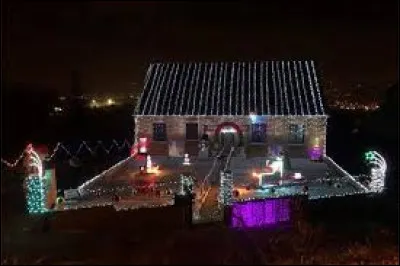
top-left (221, 132), bottom-right (235, 147)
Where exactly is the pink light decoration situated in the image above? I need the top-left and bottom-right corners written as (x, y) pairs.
top-left (231, 198), bottom-right (291, 229)
top-left (139, 138), bottom-right (148, 153)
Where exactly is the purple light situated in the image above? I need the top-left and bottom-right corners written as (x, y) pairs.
top-left (308, 146), bottom-right (322, 161)
top-left (231, 198), bottom-right (291, 229)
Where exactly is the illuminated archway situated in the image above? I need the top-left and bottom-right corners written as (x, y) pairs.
top-left (215, 122), bottom-right (243, 146)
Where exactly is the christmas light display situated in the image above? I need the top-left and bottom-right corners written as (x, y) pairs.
top-left (251, 156), bottom-right (284, 187)
top-left (26, 175), bottom-right (47, 214)
top-left (324, 156), bottom-right (369, 192)
top-left (138, 137), bottom-right (148, 154)
top-left (180, 64), bottom-right (192, 115)
top-left (231, 198), bottom-right (291, 229)
top-left (193, 63), bottom-right (202, 115)
top-left (145, 155), bottom-right (160, 174)
top-left (211, 62), bottom-right (218, 115)
top-left (253, 62), bottom-right (257, 113)
top-left (364, 151), bottom-right (387, 193)
top-left (218, 171), bottom-right (233, 205)
top-left (287, 61), bottom-right (297, 115)
top-left (281, 61), bottom-right (290, 114)
top-left (179, 174), bottom-right (194, 196)
top-left (135, 61), bottom-right (325, 116)
top-left (183, 153), bottom-right (191, 165)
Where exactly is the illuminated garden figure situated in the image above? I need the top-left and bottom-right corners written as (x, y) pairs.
top-left (364, 151), bottom-right (387, 193)
top-left (183, 153), bottom-right (191, 165)
top-left (24, 144), bottom-right (48, 214)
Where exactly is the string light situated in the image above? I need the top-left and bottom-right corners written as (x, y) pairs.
top-left (167, 63), bottom-right (180, 115)
top-left (281, 61), bottom-right (290, 115)
top-left (2, 140), bottom-right (132, 169)
top-left (236, 62), bottom-right (240, 115)
top-left (180, 63), bottom-right (193, 115)
top-left (298, 60), bottom-right (311, 114)
top-left (192, 63), bottom-right (202, 115)
top-left (253, 62), bottom-right (257, 114)
top-left (204, 62), bottom-right (213, 115)
top-left (241, 62), bottom-right (245, 115)
top-left (287, 61), bottom-right (296, 115)
top-left (142, 63), bottom-right (160, 115)
top-left (219, 170), bottom-right (233, 205)
top-left (324, 156), bottom-right (369, 191)
top-left (174, 64), bottom-right (187, 114)
top-left (293, 61), bottom-right (304, 115)
top-left (210, 62), bottom-right (217, 115)
top-left (305, 61), bottom-right (319, 114)
top-left (156, 64), bottom-right (175, 114)
top-left (26, 175), bottom-right (48, 214)
top-left (365, 151), bottom-right (387, 193)
top-left (271, 61), bottom-right (278, 115)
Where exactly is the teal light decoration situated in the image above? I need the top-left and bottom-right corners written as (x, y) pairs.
top-left (364, 151), bottom-right (375, 161)
top-left (26, 175), bottom-right (48, 214)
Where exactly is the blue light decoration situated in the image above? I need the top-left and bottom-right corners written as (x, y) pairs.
top-left (24, 143), bottom-right (48, 214)
top-left (250, 113), bottom-right (258, 123)
top-left (26, 176), bottom-right (47, 214)
top-left (231, 198), bottom-right (291, 229)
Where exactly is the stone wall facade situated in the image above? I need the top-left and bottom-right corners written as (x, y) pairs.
top-left (134, 115), bottom-right (327, 157)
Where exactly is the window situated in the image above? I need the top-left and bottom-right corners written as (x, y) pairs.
top-left (288, 124), bottom-right (305, 144)
top-left (251, 123), bottom-right (266, 143)
top-left (186, 123), bottom-right (199, 140)
top-left (153, 123), bottom-right (167, 141)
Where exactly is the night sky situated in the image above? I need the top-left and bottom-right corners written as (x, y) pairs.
top-left (2, 1), bottom-right (398, 95)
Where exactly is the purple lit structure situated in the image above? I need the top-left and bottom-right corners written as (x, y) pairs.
top-left (309, 146), bottom-right (322, 161)
top-left (231, 198), bottom-right (291, 229)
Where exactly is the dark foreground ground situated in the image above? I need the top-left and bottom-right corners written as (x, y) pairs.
top-left (1, 175), bottom-right (398, 265)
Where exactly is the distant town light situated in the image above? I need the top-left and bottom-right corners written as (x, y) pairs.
top-left (107, 98), bottom-right (114, 105)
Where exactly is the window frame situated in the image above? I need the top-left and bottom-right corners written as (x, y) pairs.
top-left (288, 123), bottom-right (305, 145)
top-left (153, 123), bottom-right (167, 141)
top-left (251, 123), bottom-right (267, 143)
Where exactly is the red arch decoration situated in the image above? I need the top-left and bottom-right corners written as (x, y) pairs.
top-left (214, 122), bottom-right (243, 136)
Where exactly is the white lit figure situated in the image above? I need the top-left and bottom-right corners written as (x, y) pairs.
top-left (146, 155), bottom-right (152, 169)
top-left (139, 138), bottom-right (147, 153)
top-left (266, 157), bottom-right (284, 178)
top-left (145, 155), bottom-right (159, 174)
top-left (367, 151), bottom-right (387, 193)
top-left (253, 156), bottom-right (284, 187)
top-left (294, 173), bottom-right (302, 180)
top-left (183, 153), bottom-right (191, 165)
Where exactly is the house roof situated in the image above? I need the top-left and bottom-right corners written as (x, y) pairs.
top-left (135, 61), bottom-right (326, 116)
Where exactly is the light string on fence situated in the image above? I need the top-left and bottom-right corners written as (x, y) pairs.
top-left (1, 139), bottom-right (133, 169)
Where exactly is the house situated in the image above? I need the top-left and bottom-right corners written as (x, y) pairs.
top-left (134, 61), bottom-right (327, 158)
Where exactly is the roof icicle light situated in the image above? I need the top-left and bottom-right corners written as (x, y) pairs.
top-left (305, 60), bottom-right (319, 115)
top-left (211, 62), bottom-right (218, 115)
top-left (161, 63), bottom-right (176, 115)
top-left (293, 61), bottom-right (304, 115)
top-left (142, 63), bottom-right (160, 115)
top-left (136, 61), bottom-right (326, 116)
top-left (288, 61), bottom-right (297, 115)
top-left (282, 61), bottom-right (290, 115)
top-left (167, 63), bottom-right (180, 115)
top-left (174, 64), bottom-right (186, 115)
top-left (192, 63), bottom-right (202, 115)
top-left (298, 60), bottom-right (310, 115)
